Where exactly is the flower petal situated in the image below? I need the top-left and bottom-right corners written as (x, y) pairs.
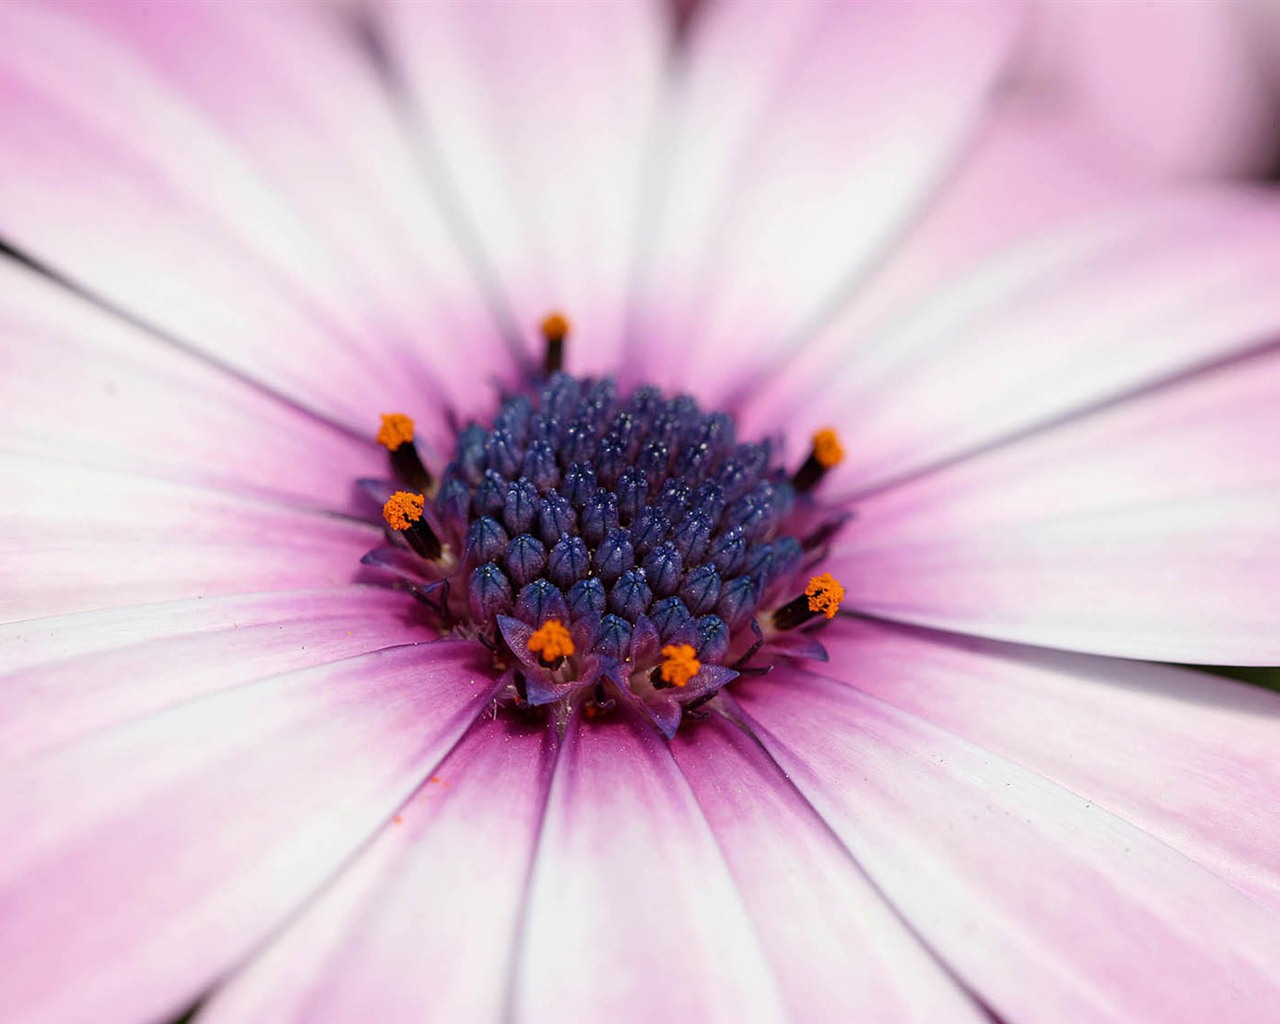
top-left (512, 710), bottom-right (786, 1022)
top-left (736, 666), bottom-right (1280, 1022)
top-left (787, 190), bottom-right (1280, 494)
top-left (631, 0), bottom-right (1016, 393)
top-left (671, 714), bottom-right (986, 1023)
top-left (821, 619), bottom-right (1280, 917)
top-left (0, 452), bottom-right (377, 621)
top-left (740, 96), bottom-right (1148, 438)
top-left (826, 335), bottom-right (1280, 663)
top-left (0, 641), bottom-right (497, 1024)
top-left (381, 0), bottom-right (667, 376)
top-left (0, 261), bottom-right (376, 511)
top-left (199, 714), bottom-right (555, 1024)
top-left (0, 0), bottom-right (504, 430)
top-left (1016, 0), bottom-right (1273, 177)
top-left (0, 587), bottom-right (433, 768)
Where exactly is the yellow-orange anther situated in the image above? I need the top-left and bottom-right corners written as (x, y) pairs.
top-left (540, 311), bottom-right (571, 343)
top-left (528, 619), bottom-right (575, 663)
top-left (382, 491), bottom-right (425, 531)
top-left (376, 413), bottom-right (415, 452)
top-left (811, 428), bottom-right (844, 469)
top-left (659, 644), bottom-right (701, 688)
top-left (805, 573), bottom-right (845, 620)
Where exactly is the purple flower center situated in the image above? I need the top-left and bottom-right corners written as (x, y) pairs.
top-left (365, 336), bottom-right (848, 736)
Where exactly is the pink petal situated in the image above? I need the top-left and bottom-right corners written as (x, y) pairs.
top-left (0, 587), bottom-right (434, 768)
top-left (0, 453), bottom-right (378, 621)
top-left (782, 191), bottom-right (1280, 494)
top-left (741, 96), bottom-right (1148, 439)
top-left (512, 710), bottom-right (787, 1021)
top-left (630, 0), bottom-right (1016, 395)
top-left (200, 714), bottom-right (555, 1024)
top-left (0, 641), bottom-right (497, 1024)
top-left (671, 714), bottom-right (985, 1022)
top-left (1016, 0), bottom-right (1273, 178)
top-left (736, 666), bottom-right (1280, 1021)
top-left (822, 619), bottom-right (1280, 917)
top-left (0, 1), bottom-right (504, 431)
top-left (0, 261), bottom-right (376, 511)
top-left (826, 338), bottom-right (1280, 663)
top-left (381, 0), bottom-right (666, 377)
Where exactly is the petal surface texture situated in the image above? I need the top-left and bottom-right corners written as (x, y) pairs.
top-left (826, 310), bottom-right (1280, 662)
top-left (737, 656), bottom-right (1280, 1022)
top-left (632, 0), bottom-right (1015, 395)
top-left (0, 642), bottom-right (496, 1024)
top-left (0, 0), bottom-right (507, 435)
top-left (381, 0), bottom-right (666, 377)
top-left (512, 711), bottom-right (786, 1022)
top-left (199, 715), bottom-right (556, 1024)
top-left (671, 715), bottom-right (985, 1023)
top-left (822, 620), bottom-right (1280, 918)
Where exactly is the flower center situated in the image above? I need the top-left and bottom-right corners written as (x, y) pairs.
top-left (363, 315), bottom-right (849, 736)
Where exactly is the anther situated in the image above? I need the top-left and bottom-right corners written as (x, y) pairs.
top-left (376, 413), bottom-right (433, 492)
top-left (772, 573), bottom-right (845, 630)
top-left (541, 312), bottom-right (570, 375)
top-left (382, 491), bottom-right (442, 559)
top-left (528, 618), bottom-right (574, 666)
top-left (651, 643), bottom-right (700, 689)
top-left (792, 428), bottom-right (844, 493)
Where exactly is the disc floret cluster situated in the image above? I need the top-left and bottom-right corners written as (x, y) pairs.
top-left (364, 322), bottom-right (846, 735)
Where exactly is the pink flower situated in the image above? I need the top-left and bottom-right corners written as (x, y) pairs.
top-left (1, 2), bottom-right (1279, 1022)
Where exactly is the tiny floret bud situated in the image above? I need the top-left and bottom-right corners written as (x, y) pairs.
top-left (528, 619), bottom-right (575, 664)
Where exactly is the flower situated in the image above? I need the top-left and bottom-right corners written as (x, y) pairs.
top-left (2, 2), bottom-right (1280, 1023)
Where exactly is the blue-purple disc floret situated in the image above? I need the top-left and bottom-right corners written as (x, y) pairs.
top-left (433, 372), bottom-right (803, 667)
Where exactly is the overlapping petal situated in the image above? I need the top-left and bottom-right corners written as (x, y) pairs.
top-left (200, 715), bottom-right (555, 1024)
top-left (825, 326), bottom-right (1280, 662)
top-left (820, 620), bottom-right (1280, 916)
top-left (0, 0), bottom-right (506, 435)
top-left (671, 715), bottom-right (985, 1023)
top-left (737, 665), bottom-right (1280, 1022)
top-left (630, 0), bottom-right (1016, 393)
top-left (512, 710), bottom-right (786, 1022)
top-left (0, 641), bottom-right (498, 1024)
top-left (0, 587), bottom-right (433, 768)
top-left (0, 261), bottom-right (375, 511)
top-left (381, 0), bottom-right (667, 377)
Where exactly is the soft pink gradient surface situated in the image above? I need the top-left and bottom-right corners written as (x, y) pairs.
top-left (0, 2), bottom-right (1278, 1022)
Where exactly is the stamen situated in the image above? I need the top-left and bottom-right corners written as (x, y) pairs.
top-left (792, 427), bottom-right (844, 493)
top-left (382, 490), bottom-right (442, 560)
top-left (805, 572), bottom-right (845, 619)
top-left (376, 412), bottom-right (433, 491)
top-left (654, 643), bottom-right (700, 689)
top-left (528, 618), bottom-right (574, 665)
top-left (771, 572), bottom-right (845, 630)
top-left (541, 312), bottom-right (570, 375)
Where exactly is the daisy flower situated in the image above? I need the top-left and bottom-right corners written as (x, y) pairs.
top-left (2, 2), bottom-right (1280, 1022)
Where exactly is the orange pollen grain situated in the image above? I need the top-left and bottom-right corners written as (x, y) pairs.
top-left (376, 413), bottom-right (415, 451)
top-left (811, 428), bottom-right (844, 469)
top-left (540, 311), bottom-right (570, 342)
top-left (659, 644), bottom-right (701, 688)
top-left (805, 573), bottom-right (845, 620)
top-left (382, 491), bottom-right (425, 531)
top-left (528, 619), bottom-right (574, 663)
